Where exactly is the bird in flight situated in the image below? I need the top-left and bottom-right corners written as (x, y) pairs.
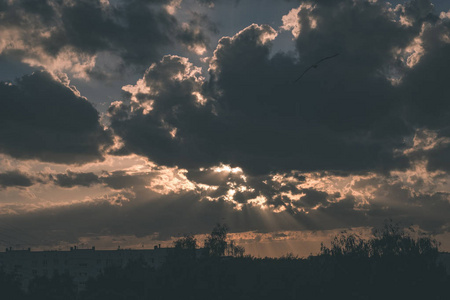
top-left (293, 53), bottom-right (340, 83)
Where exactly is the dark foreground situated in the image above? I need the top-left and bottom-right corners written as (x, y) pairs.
top-left (1, 225), bottom-right (449, 300)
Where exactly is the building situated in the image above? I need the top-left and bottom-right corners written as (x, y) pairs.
top-left (438, 252), bottom-right (450, 274)
top-left (0, 245), bottom-right (171, 291)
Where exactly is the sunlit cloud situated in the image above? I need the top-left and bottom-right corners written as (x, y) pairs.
top-left (281, 3), bottom-right (316, 38)
top-left (166, 0), bottom-right (182, 15)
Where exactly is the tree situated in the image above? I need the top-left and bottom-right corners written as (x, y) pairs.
top-left (204, 223), bottom-right (229, 257)
top-left (204, 224), bottom-right (246, 257)
top-left (370, 222), bottom-right (439, 258)
top-left (227, 240), bottom-right (245, 257)
top-left (173, 234), bottom-right (198, 260)
top-left (320, 221), bottom-right (440, 259)
top-left (174, 234), bottom-right (198, 251)
top-left (320, 232), bottom-right (369, 258)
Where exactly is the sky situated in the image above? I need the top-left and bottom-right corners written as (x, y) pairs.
top-left (1, 0), bottom-right (450, 257)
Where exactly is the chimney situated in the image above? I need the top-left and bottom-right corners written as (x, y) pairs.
top-left (92, 246), bottom-right (95, 250)
top-left (154, 245), bottom-right (158, 250)
top-left (159, 244), bottom-right (161, 249)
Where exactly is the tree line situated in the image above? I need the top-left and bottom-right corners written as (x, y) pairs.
top-left (1, 222), bottom-right (449, 300)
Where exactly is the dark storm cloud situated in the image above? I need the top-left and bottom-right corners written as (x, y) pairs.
top-left (363, 181), bottom-right (450, 232)
top-left (0, 71), bottom-right (112, 163)
top-left (0, 0), bottom-right (213, 76)
top-left (0, 169), bottom-right (161, 190)
top-left (109, 54), bottom-right (222, 169)
top-left (51, 171), bottom-right (101, 188)
top-left (426, 144), bottom-right (450, 172)
top-left (48, 170), bottom-right (157, 189)
top-left (0, 171), bottom-right (34, 189)
top-left (206, 0), bottom-right (420, 175)
top-left (109, 0), bottom-right (450, 176)
top-left (292, 189), bottom-right (337, 208)
top-left (195, 0), bottom-right (239, 6)
top-left (396, 13), bottom-right (450, 171)
top-left (50, 0), bottom-right (174, 66)
top-left (101, 171), bottom-right (157, 190)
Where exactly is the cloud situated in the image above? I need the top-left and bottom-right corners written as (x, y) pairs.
top-left (109, 21), bottom-right (405, 175)
top-left (0, 71), bottom-right (112, 163)
top-left (0, 155), bottom-right (449, 248)
top-left (51, 171), bottom-right (101, 188)
top-left (108, 0), bottom-right (450, 178)
top-left (195, 0), bottom-right (240, 7)
top-left (2, 169), bottom-right (449, 248)
top-left (397, 17), bottom-right (450, 172)
top-left (176, 12), bottom-right (219, 55)
top-left (109, 54), bottom-right (218, 169)
top-left (0, 0), bottom-right (213, 78)
top-left (0, 171), bottom-right (33, 189)
top-left (101, 170), bottom-right (158, 190)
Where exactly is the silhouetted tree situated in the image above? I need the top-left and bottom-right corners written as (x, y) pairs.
top-left (174, 234), bottom-right (198, 251)
top-left (204, 224), bottom-right (245, 258)
top-left (370, 222), bottom-right (440, 258)
top-left (320, 221), bottom-right (441, 259)
top-left (317, 221), bottom-right (448, 299)
top-left (227, 240), bottom-right (245, 257)
top-left (204, 223), bottom-right (229, 257)
top-left (173, 234), bottom-right (198, 260)
top-left (320, 232), bottom-right (369, 258)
